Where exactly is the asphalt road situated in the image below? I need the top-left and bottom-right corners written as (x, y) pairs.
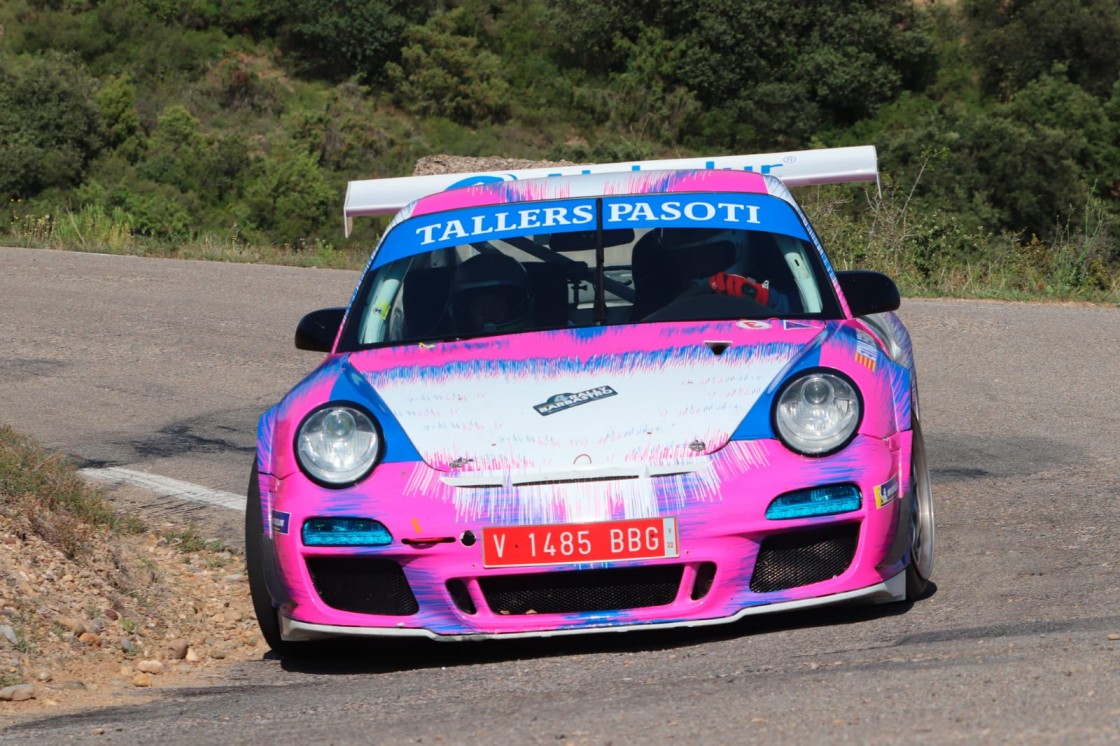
top-left (1, 247), bottom-right (1118, 744)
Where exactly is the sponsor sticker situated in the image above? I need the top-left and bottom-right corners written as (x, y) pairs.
top-left (271, 510), bottom-right (291, 535)
top-left (783, 319), bottom-right (819, 330)
top-left (874, 477), bottom-right (899, 509)
top-left (855, 330), bottom-right (879, 371)
top-left (415, 203), bottom-right (595, 246)
top-left (604, 199), bottom-right (761, 225)
top-left (736, 319), bottom-right (771, 330)
top-left (534, 386), bottom-right (618, 416)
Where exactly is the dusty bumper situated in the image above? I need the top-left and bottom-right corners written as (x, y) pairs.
top-left (280, 571), bottom-right (905, 642)
top-left (260, 435), bottom-right (914, 639)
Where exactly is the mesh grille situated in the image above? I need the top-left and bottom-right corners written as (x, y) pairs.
top-left (479, 565), bottom-right (683, 615)
top-left (749, 524), bottom-right (859, 593)
top-left (306, 557), bottom-right (419, 616)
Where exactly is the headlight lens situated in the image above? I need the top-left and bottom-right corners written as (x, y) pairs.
top-left (773, 371), bottom-right (861, 456)
top-left (296, 405), bottom-right (381, 486)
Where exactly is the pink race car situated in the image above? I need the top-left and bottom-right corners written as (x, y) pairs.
top-left (247, 146), bottom-right (935, 655)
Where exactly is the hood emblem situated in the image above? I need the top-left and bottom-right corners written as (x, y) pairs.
top-left (534, 386), bottom-right (618, 416)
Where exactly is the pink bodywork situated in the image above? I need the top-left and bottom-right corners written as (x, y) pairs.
top-left (256, 318), bottom-right (913, 637)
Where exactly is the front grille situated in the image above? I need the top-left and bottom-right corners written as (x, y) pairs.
top-left (306, 557), bottom-right (419, 615)
top-left (749, 524), bottom-right (859, 593)
top-left (479, 565), bottom-right (683, 615)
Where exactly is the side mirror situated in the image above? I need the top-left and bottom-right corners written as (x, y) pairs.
top-left (836, 271), bottom-right (900, 317)
top-left (295, 307), bottom-right (346, 352)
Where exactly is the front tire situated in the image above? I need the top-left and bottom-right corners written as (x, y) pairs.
top-left (904, 416), bottom-right (936, 599)
top-left (245, 463), bottom-right (292, 655)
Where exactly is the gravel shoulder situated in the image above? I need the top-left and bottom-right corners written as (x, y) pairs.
top-left (0, 485), bottom-right (262, 724)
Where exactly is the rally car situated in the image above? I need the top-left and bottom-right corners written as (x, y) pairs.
top-left (246, 145), bottom-right (935, 655)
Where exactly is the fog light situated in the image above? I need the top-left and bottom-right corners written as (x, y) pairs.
top-left (765, 485), bottom-right (861, 520)
top-left (302, 517), bottom-right (393, 546)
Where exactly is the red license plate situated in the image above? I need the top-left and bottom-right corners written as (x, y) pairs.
top-left (482, 517), bottom-right (679, 568)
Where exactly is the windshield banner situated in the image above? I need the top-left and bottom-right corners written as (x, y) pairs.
top-left (373, 194), bottom-right (809, 268)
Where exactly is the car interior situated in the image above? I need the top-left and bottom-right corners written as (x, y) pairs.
top-left (346, 226), bottom-right (840, 348)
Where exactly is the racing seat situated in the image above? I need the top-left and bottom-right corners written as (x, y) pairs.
top-left (630, 229), bottom-right (804, 318)
top-left (740, 233), bottom-right (802, 312)
top-left (629, 231), bottom-right (737, 320)
top-left (402, 266), bottom-right (453, 338)
top-left (524, 262), bottom-right (569, 328)
top-left (629, 231), bottom-right (677, 320)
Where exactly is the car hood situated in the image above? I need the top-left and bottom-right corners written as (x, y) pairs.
top-left (343, 320), bottom-right (832, 475)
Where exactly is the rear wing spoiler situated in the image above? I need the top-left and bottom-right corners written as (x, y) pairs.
top-left (344, 144), bottom-right (877, 236)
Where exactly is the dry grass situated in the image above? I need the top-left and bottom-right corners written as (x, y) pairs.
top-left (0, 427), bottom-right (144, 560)
top-left (0, 427), bottom-right (262, 713)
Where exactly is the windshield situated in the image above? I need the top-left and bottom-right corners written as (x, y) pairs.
top-left (337, 192), bottom-right (842, 350)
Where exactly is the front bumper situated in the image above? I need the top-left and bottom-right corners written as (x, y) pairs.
top-left (280, 571), bottom-right (906, 642)
top-left (256, 434), bottom-right (913, 640)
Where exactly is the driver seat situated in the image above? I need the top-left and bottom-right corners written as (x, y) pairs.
top-left (629, 231), bottom-right (738, 320)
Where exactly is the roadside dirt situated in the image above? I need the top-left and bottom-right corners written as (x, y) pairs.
top-left (0, 500), bottom-right (263, 722)
top-left (411, 154), bottom-right (576, 176)
top-left (1, 154), bottom-right (575, 725)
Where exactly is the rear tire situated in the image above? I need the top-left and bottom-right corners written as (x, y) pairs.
top-left (245, 463), bottom-right (291, 656)
top-left (904, 416), bottom-right (936, 599)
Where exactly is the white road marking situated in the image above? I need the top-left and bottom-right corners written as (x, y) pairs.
top-left (80, 467), bottom-right (245, 512)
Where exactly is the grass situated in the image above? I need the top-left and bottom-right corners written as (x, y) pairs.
top-left (164, 525), bottom-right (227, 555)
top-left (5, 176), bottom-right (1119, 302)
top-left (0, 426), bottom-right (145, 559)
top-left (807, 176), bottom-right (1120, 306)
top-left (0, 423), bottom-right (146, 557)
top-left (4, 202), bottom-right (372, 271)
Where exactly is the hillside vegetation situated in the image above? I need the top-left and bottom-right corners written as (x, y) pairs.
top-left (1, 0), bottom-right (1119, 302)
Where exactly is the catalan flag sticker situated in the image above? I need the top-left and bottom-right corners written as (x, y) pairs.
top-left (854, 330), bottom-right (879, 371)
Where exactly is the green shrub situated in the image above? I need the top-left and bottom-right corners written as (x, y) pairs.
top-left (963, 0), bottom-right (1120, 98)
top-left (241, 143), bottom-right (335, 244)
top-left (386, 8), bottom-right (512, 126)
top-left (201, 51), bottom-right (285, 114)
top-left (268, 0), bottom-right (436, 82)
top-left (137, 105), bottom-right (204, 189)
top-left (0, 51), bottom-right (103, 199)
top-left (95, 73), bottom-right (145, 162)
top-left (592, 25), bottom-right (701, 145)
top-left (549, 0), bottom-right (937, 150)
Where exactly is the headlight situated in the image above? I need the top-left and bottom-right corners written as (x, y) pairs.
top-left (295, 404), bottom-right (382, 486)
top-left (773, 371), bottom-right (861, 456)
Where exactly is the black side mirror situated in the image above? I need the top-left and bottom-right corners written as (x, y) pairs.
top-left (295, 307), bottom-right (346, 352)
top-left (836, 271), bottom-right (901, 316)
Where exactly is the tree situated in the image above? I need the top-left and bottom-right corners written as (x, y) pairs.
top-left (94, 73), bottom-right (144, 162)
top-left (266, 0), bottom-right (437, 83)
top-left (386, 8), bottom-right (512, 126)
top-left (241, 144), bottom-right (335, 244)
top-left (548, 0), bottom-right (937, 151)
top-left (0, 52), bottom-right (103, 200)
top-left (963, 0), bottom-right (1120, 98)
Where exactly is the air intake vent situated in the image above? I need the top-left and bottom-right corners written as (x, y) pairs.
top-left (749, 524), bottom-right (859, 593)
top-left (691, 562), bottom-right (717, 600)
top-left (306, 557), bottom-right (419, 615)
top-left (447, 578), bottom-right (477, 615)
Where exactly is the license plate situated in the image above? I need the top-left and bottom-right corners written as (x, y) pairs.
top-left (482, 517), bottom-right (678, 568)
